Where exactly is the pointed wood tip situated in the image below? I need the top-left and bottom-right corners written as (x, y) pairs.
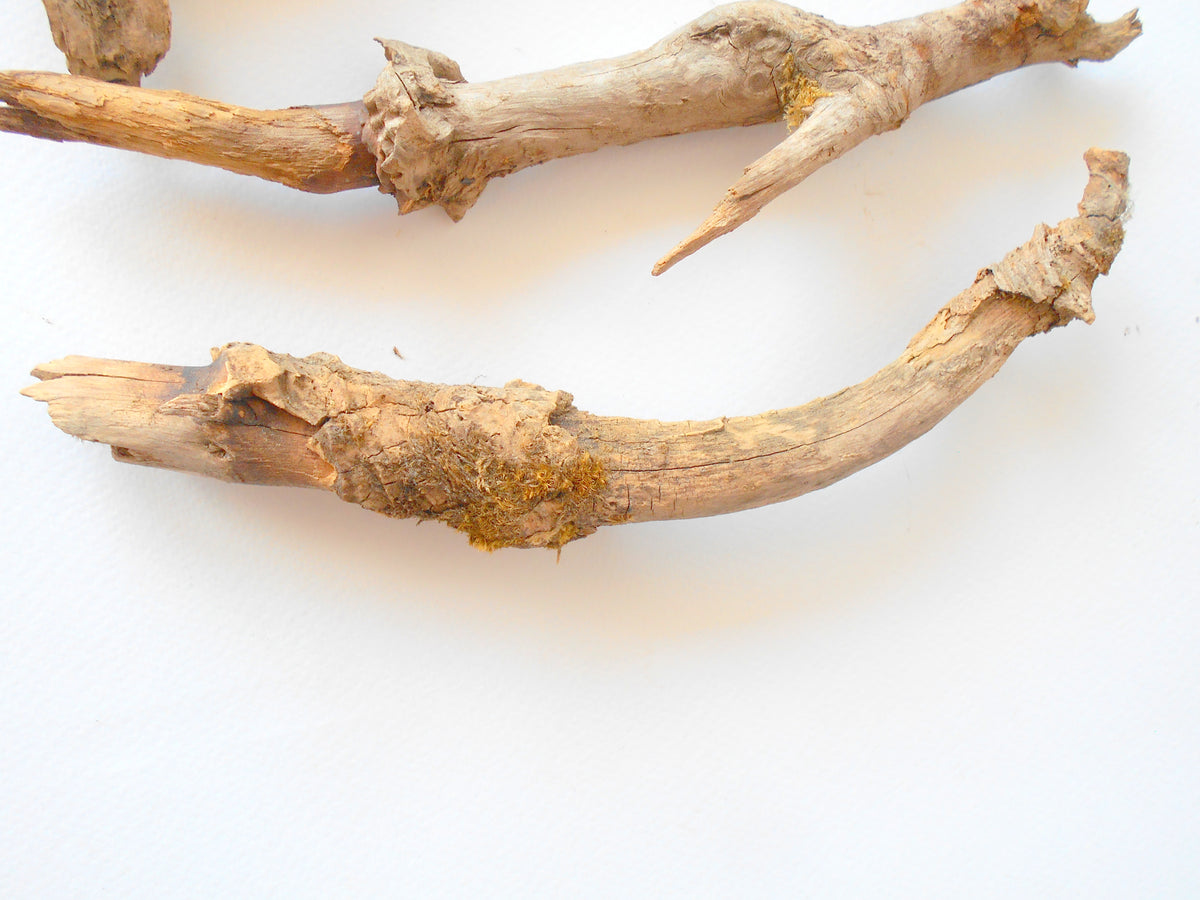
top-left (20, 382), bottom-right (50, 401)
top-left (20, 379), bottom-right (71, 402)
top-left (653, 202), bottom-right (742, 275)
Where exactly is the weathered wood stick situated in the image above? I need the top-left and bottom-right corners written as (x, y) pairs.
top-left (0, 78), bottom-right (377, 193)
top-left (23, 150), bottom-right (1130, 550)
top-left (41, 0), bottom-right (171, 85)
top-left (3, 0), bottom-right (1138, 271)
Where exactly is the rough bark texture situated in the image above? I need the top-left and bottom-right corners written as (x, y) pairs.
top-left (3, 0), bottom-right (1139, 269)
top-left (0, 72), bottom-right (376, 192)
top-left (23, 150), bottom-right (1130, 550)
top-left (41, 0), bottom-right (170, 85)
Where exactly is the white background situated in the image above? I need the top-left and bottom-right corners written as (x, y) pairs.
top-left (1, 0), bottom-right (1196, 896)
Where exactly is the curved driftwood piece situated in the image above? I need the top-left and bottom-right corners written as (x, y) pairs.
top-left (4, 0), bottom-right (1138, 270)
top-left (41, 0), bottom-right (171, 85)
top-left (23, 150), bottom-right (1129, 550)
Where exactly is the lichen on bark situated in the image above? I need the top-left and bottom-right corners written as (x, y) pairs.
top-left (174, 344), bottom-right (613, 550)
top-left (309, 376), bottom-right (610, 550)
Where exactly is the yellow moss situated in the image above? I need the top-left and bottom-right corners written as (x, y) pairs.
top-left (320, 390), bottom-right (612, 551)
top-left (378, 425), bottom-right (607, 551)
top-left (445, 449), bottom-right (607, 552)
top-left (1014, 5), bottom-right (1042, 31)
top-left (779, 53), bottom-right (830, 130)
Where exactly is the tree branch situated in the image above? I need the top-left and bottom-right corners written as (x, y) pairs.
top-left (23, 150), bottom-right (1130, 550)
top-left (3, 0), bottom-right (1138, 270)
top-left (0, 72), bottom-right (376, 192)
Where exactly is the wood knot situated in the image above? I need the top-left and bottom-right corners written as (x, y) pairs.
top-left (312, 381), bottom-right (611, 550)
top-left (361, 39), bottom-right (487, 220)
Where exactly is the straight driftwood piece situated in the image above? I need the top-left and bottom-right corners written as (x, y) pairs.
top-left (23, 150), bottom-right (1131, 550)
top-left (41, 0), bottom-right (170, 85)
top-left (3, 0), bottom-right (1139, 271)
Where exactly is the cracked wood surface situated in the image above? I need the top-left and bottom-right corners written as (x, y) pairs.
top-left (23, 150), bottom-right (1130, 550)
top-left (3, 0), bottom-right (1138, 271)
top-left (41, 0), bottom-right (170, 85)
top-left (0, 72), bottom-right (377, 192)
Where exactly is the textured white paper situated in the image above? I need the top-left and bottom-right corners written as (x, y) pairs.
top-left (1, 1), bottom-right (1197, 896)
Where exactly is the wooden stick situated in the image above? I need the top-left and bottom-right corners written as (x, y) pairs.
top-left (3, 0), bottom-right (1139, 270)
top-left (41, 0), bottom-right (170, 85)
top-left (0, 73), bottom-right (376, 193)
top-left (23, 149), bottom-right (1130, 551)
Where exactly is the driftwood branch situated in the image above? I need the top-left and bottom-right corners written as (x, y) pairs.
top-left (41, 0), bottom-right (170, 85)
top-left (0, 75), bottom-right (377, 193)
top-left (3, 0), bottom-right (1138, 271)
top-left (23, 150), bottom-right (1130, 550)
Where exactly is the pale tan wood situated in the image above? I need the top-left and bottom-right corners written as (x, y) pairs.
top-left (3, 0), bottom-right (1138, 269)
top-left (24, 355), bottom-right (336, 489)
top-left (41, 0), bottom-right (170, 85)
top-left (23, 150), bottom-right (1130, 551)
top-left (0, 73), bottom-right (376, 193)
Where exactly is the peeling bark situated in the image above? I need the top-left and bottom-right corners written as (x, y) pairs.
top-left (41, 0), bottom-right (170, 85)
top-left (3, 0), bottom-right (1138, 270)
top-left (23, 150), bottom-right (1130, 550)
